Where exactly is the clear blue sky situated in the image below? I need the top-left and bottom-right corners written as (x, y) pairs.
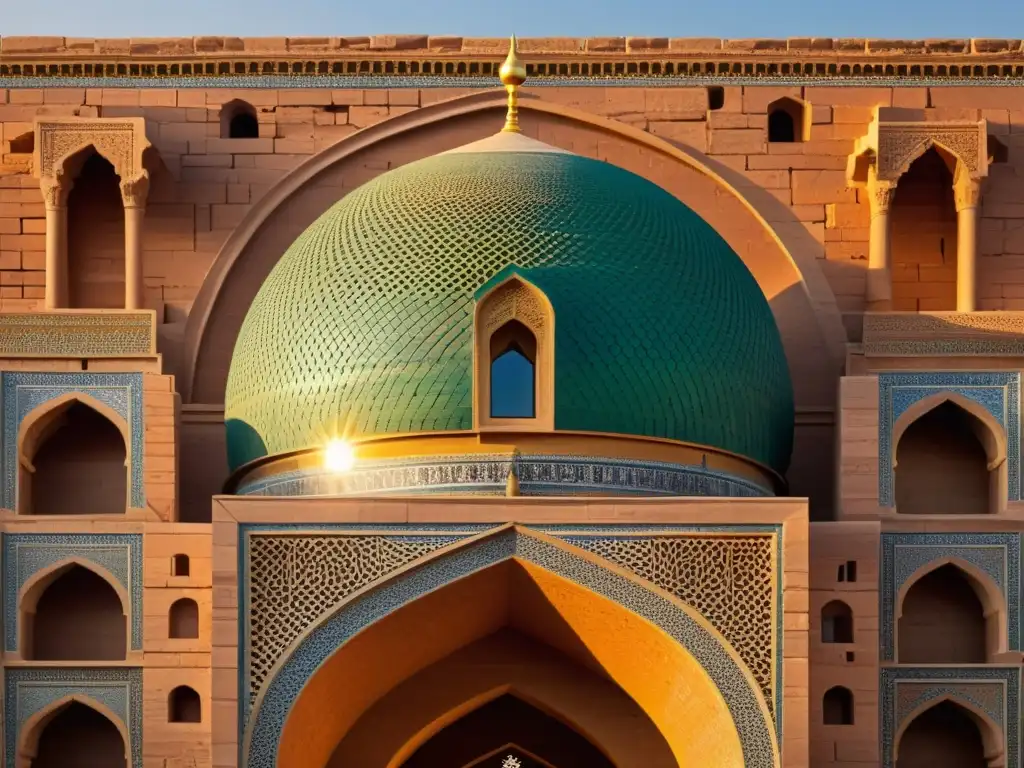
top-left (3, 0), bottom-right (1023, 39)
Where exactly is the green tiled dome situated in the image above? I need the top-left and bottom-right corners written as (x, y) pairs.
top-left (225, 137), bottom-right (794, 474)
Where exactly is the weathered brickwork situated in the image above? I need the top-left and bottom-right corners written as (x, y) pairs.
top-left (3, 83), bottom-right (1024, 320)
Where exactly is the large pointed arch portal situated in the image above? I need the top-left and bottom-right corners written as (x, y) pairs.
top-left (243, 526), bottom-right (779, 768)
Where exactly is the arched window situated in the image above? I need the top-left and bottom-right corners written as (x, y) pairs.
top-left (823, 686), bottom-right (854, 725)
top-left (899, 564), bottom-right (988, 663)
top-left (221, 99), bottom-right (259, 139)
top-left (169, 598), bottom-right (200, 639)
top-left (25, 565), bottom-right (127, 661)
top-left (473, 275), bottom-right (554, 430)
top-left (20, 400), bottom-right (128, 516)
top-left (172, 554), bottom-right (190, 577)
top-left (821, 600), bottom-right (854, 644)
top-left (168, 685), bottom-right (202, 723)
top-left (490, 320), bottom-right (536, 419)
top-left (895, 401), bottom-right (994, 515)
top-left (766, 97), bottom-right (808, 143)
top-left (31, 702), bottom-right (126, 768)
top-left (67, 152), bottom-right (126, 309)
top-left (896, 701), bottom-right (987, 768)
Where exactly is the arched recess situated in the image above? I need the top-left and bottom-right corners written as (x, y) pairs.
top-left (183, 90), bottom-right (845, 414)
top-left (18, 558), bottom-right (130, 661)
top-left (246, 526), bottom-right (779, 768)
top-left (896, 558), bottom-right (1005, 663)
top-left (766, 97), bottom-right (811, 143)
top-left (221, 99), bottom-right (260, 139)
top-left (66, 149), bottom-right (126, 309)
top-left (328, 629), bottom-right (673, 767)
top-left (892, 392), bottom-right (1006, 515)
top-left (473, 273), bottom-right (555, 431)
top-left (18, 695), bottom-right (130, 768)
top-left (17, 391), bottom-right (131, 515)
top-left (894, 697), bottom-right (1003, 768)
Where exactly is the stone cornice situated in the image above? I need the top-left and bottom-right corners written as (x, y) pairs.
top-left (5, 36), bottom-right (1024, 83)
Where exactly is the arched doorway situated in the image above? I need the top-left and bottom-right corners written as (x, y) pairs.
top-left (23, 564), bottom-right (127, 661)
top-left (20, 399), bottom-right (128, 515)
top-left (400, 692), bottom-right (614, 768)
top-left (247, 529), bottom-right (776, 768)
top-left (898, 564), bottom-right (991, 663)
top-left (896, 700), bottom-right (989, 768)
top-left (890, 146), bottom-right (958, 311)
top-left (67, 152), bottom-right (125, 309)
top-left (894, 400), bottom-right (995, 515)
top-left (28, 701), bottom-right (127, 768)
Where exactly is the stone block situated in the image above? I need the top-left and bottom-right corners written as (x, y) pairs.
top-left (793, 170), bottom-right (857, 205)
top-left (1, 36), bottom-right (65, 53)
top-left (742, 86), bottom-right (801, 114)
top-left (803, 87), bottom-right (893, 108)
top-left (368, 35), bottom-right (428, 50)
top-left (647, 121), bottom-right (707, 153)
top-left (644, 88), bottom-right (706, 119)
top-left (348, 105), bottom-right (389, 129)
top-left (710, 128), bottom-right (766, 155)
top-left (585, 37), bottom-right (626, 52)
top-left (332, 90), bottom-right (365, 106)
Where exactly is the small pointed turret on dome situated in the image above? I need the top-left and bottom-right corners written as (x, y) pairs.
top-left (499, 35), bottom-right (527, 133)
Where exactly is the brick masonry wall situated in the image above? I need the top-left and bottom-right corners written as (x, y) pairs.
top-left (2, 84), bottom-right (1024, 323)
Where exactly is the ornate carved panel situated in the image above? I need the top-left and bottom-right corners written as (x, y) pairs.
top-left (863, 312), bottom-right (1024, 357)
top-left (875, 122), bottom-right (987, 182)
top-left (33, 117), bottom-right (152, 206)
top-left (0, 311), bottom-right (157, 358)
top-left (1, 372), bottom-right (146, 509)
top-left (3, 533), bottom-right (144, 653)
top-left (242, 525), bottom-right (781, 768)
top-left (879, 532), bottom-right (1021, 661)
top-left (876, 372), bottom-right (1021, 506)
top-left (4, 666), bottom-right (143, 768)
top-left (880, 666), bottom-right (1019, 768)
top-left (241, 523), bottom-right (781, 749)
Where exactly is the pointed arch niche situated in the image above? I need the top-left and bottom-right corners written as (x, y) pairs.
top-left (473, 274), bottom-right (555, 431)
top-left (19, 697), bottom-right (129, 768)
top-left (891, 392), bottom-right (1006, 516)
top-left (17, 392), bottom-right (131, 516)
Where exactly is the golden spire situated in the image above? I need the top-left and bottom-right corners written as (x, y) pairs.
top-left (499, 35), bottom-right (527, 133)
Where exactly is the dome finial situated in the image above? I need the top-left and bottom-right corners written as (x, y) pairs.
top-left (499, 35), bottom-right (527, 133)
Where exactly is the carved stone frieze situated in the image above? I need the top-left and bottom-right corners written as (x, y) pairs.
top-left (480, 278), bottom-right (548, 336)
top-left (875, 121), bottom-right (987, 183)
top-left (33, 117), bottom-right (152, 207)
top-left (867, 177), bottom-right (898, 214)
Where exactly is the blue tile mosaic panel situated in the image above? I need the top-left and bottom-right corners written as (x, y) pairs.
top-left (0, 372), bottom-right (145, 510)
top-left (2, 533), bottom-right (144, 652)
top-left (4, 666), bottom-right (143, 768)
top-left (240, 524), bottom-right (782, 768)
top-left (879, 533), bottom-right (1021, 662)
top-left (880, 666), bottom-right (1019, 768)
top-left (877, 372), bottom-right (1021, 507)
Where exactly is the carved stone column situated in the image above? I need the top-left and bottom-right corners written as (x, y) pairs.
top-left (954, 166), bottom-right (982, 313)
top-left (41, 180), bottom-right (71, 310)
top-left (866, 170), bottom-right (897, 309)
top-left (120, 176), bottom-right (149, 311)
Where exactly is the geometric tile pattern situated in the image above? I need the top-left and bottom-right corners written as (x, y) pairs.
top-left (2, 533), bottom-right (143, 652)
top-left (0, 372), bottom-right (145, 509)
top-left (241, 525), bottom-right (782, 768)
top-left (236, 454), bottom-right (773, 498)
top-left (877, 372), bottom-right (1021, 506)
top-left (879, 532), bottom-right (1021, 661)
top-left (4, 666), bottom-right (143, 768)
top-left (880, 666), bottom-right (1019, 768)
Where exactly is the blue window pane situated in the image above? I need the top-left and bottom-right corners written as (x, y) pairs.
top-left (491, 347), bottom-right (535, 418)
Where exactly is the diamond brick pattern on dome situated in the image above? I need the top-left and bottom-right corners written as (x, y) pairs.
top-left (226, 149), bottom-right (794, 474)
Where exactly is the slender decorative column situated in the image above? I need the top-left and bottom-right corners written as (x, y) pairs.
top-left (120, 175), bottom-right (150, 310)
top-left (866, 169), bottom-right (897, 309)
top-left (954, 165), bottom-right (982, 313)
top-left (41, 180), bottom-right (71, 310)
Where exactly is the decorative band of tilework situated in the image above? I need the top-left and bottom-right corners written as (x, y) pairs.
top-left (0, 371), bottom-right (146, 510)
top-left (880, 666), bottom-right (1019, 768)
top-left (242, 526), bottom-right (779, 768)
top-left (3, 533), bottom-right (144, 652)
top-left (235, 453), bottom-right (773, 498)
top-left (877, 372), bottom-right (1021, 507)
top-left (879, 533), bottom-right (1021, 661)
top-left (4, 666), bottom-right (143, 768)
top-left (0, 312), bottom-right (156, 358)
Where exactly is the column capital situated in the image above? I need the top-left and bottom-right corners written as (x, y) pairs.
top-left (866, 175), bottom-right (897, 217)
top-left (39, 179), bottom-right (72, 211)
top-left (954, 170), bottom-right (982, 212)
top-left (120, 174), bottom-right (150, 209)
